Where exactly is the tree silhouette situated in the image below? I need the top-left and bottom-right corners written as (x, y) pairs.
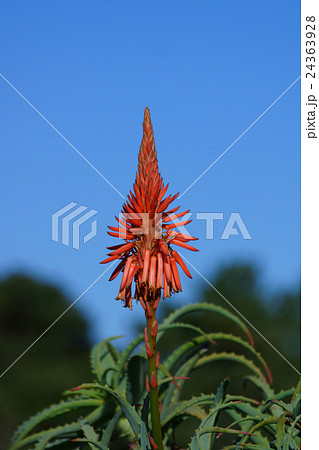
top-left (0, 274), bottom-right (91, 450)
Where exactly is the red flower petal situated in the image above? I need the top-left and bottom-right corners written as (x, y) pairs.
top-left (171, 250), bottom-right (192, 279)
top-left (148, 255), bottom-right (157, 290)
top-left (100, 254), bottom-right (121, 264)
top-left (156, 253), bottom-right (163, 289)
top-left (108, 242), bottom-right (134, 256)
top-left (170, 257), bottom-right (182, 292)
top-left (109, 259), bottom-right (126, 281)
top-left (162, 209), bottom-right (190, 223)
top-left (170, 239), bottom-right (198, 251)
top-left (164, 220), bottom-right (192, 230)
top-left (142, 249), bottom-right (151, 283)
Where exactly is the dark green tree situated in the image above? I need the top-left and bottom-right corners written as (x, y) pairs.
top-left (0, 274), bottom-right (91, 450)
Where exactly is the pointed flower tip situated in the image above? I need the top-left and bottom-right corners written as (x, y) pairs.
top-left (144, 106), bottom-right (150, 119)
top-left (102, 108), bottom-right (198, 307)
top-left (143, 107), bottom-right (153, 134)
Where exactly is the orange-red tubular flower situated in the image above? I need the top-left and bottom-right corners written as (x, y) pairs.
top-left (100, 108), bottom-right (198, 308)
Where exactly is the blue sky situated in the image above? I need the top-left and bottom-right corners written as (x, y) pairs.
top-left (0, 1), bottom-right (300, 345)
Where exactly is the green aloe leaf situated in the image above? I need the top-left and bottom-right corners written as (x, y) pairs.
top-left (100, 409), bottom-right (122, 447)
top-left (11, 398), bottom-right (103, 444)
top-left (290, 378), bottom-right (301, 404)
top-left (162, 333), bottom-right (270, 386)
top-left (195, 352), bottom-right (267, 384)
top-left (126, 354), bottom-right (146, 405)
top-left (191, 425), bottom-right (257, 449)
top-left (243, 375), bottom-right (274, 400)
top-left (68, 383), bottom-right (150, 448)
top-left (33, 432), bottom-right (58, 450)
top-left (114, 321), bottom-right (217, 389)
top-left (161, 349), bottom-right (203, 411)
top-left (69, 439), bottom-right (106, 449)
top-left (238, 417), bottom-right (278, 446)
top-left (90, 336), bottom-right (122, 385)
top-left (189, 378), bottom-right (229, 449)
top-left (157, 302), bottom-right (254, 346)
top-left (160, 394), bottom-right (215, 427)
top-left (113, 332), bottom-right (145, 388)
top-left (10, 404), bottom-right (107, 449)
top-left (224, 445), bottom-right (271, 449)
top-left (275, 413), bottom-right (286, 449)
top-left (78, 417), bottom-right (100, 450)
top-left (218, 413), bottom-right (272, 446)
top-left (283, 414), bottom-right (301, 449)
top-left (211, 333), bottom-right (272, 383)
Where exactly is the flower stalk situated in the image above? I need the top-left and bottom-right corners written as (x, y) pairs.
top-left (101, 108), bottom-right (198, 449)
top-left (144, 300), bottom-right (163, 449)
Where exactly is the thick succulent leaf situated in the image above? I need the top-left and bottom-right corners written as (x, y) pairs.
top-left (78, 417), bottom-right (100, 450)
top-left (260, 392), bottom-right (295, 418)
top-left (196, 352), bottom-right (267, 383)
top-left (238, 417), bottom-right (278, 446)
top-left (190, 425), bottom-right (258, 450)
top-left (139, 420), bottom-right (151, 450)
top-left (69, 439), bottom-right (106, 449)
top-left (11, 398), bottom-right (103, 444)
top-left (156, 322), bottom-right (219, 377)
top-left (157, 302), bottom-right (254, 346)
top-left (244, 375), bottom-right (275, 400)
top-left (114, 322), bottom-right (216, 389)
top-left (218, 413), bottom-right (272, 446)
top-left (113, 303), bottom-right (264, 389)
top-left (101, 409), bottom-right (122, 447)
top-left (290, 378), bottom-right (301, 404)
top-left (157, 322), bottom-right (217, 346)
top-left (10, 405), bottom-right (106, 449)
top-left (271, 387), bottom-right (295, 402)
top-left (161, 395), bottom-right (215, 427)
top-left (162, 335), bottom-right (212, 375)
top-left (162, 333), bottom-right (270, 385)
top-left (189, 378), bottom-right (229, 449)
top-left (283, 414), bottom-right (301, 449)
top-left (90, 336), bottom-right (122, 385)
top-left (126, 354), bottom-right (146, 405)
top-left (224, 445), bottom-right (271, 449)
top-left (69, 383), bottom-right (150, 448)
top-left (113, 332), bottom-right (145, 388)
top-left (161, 349), bottom-right (203, 411)
top-left (290, 393), bottom-right (301, 418)
top-left (74, 427), bottom-right (107, 450)
top-left (44, 438), bottom-right (71, 448)
top-left (33, 432), bottom-right (58, 450)
top-left (275, 413), bottom-right (286, 449)
top-left (211, 333), bottom-right (272, 383)
top-left (223, 399), bottom-right (276, 441)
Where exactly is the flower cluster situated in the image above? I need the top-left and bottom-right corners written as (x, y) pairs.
top-left (101, 108), bottom-right (198, 308)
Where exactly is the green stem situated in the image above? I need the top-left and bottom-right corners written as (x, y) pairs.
top-left (146, 303), bottom-right (163, 450)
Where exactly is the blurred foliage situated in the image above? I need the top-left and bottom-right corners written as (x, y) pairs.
top-left (156, 262), bottom-right (300, 396)
top-left (1, 262), bottom-right (300, 449)
top-left (8, 301), bottom-right (300, 449)
top-left (0, 274), bottom-right (92, 450)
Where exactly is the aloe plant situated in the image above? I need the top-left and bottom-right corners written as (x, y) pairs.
top-left (10, 302), bottom-right (300, 449)
top-left (10, 109), bottom-right (300, 449)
